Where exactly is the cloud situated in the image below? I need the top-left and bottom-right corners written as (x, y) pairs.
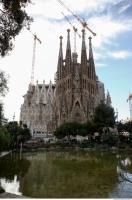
top-left (27, 0), bottom-right (130, 20)
top-left (118, 3), bottom-right (131, 14)
top-left (90, 16), bottom-right (132, 48)
top-left (109, 50), bottom-right (132, 59)
top-left (27, 0), bottom-right (132, 51)
top-left (95, 63), bottom-right (107, 68)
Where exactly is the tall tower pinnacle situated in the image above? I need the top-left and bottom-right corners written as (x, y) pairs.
top-left (88, 36), bottom-right (96, 80)
top-left (65, 29), bottom-right (71, 74)
top-left (57, 36), bottom-right (63, 79)
top-left (106, 90), bottom-right (112, 107)
top-left (57, 36), bottom-right (63, 67)
top-left (66, 29), bottom-right (71, 59)
top-left (81, 29), bottom-right (87, 65)
top-left (89, 36), bottom-right (93, 59)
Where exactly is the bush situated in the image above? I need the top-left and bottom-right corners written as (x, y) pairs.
top-left (102, 132), bottom-right (118, 147)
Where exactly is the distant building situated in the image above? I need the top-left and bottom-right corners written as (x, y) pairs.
top-left (20, 29), bottom-right (110, 136)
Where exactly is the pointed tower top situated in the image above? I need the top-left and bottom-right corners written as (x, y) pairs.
top-left (58, 36), bottom-right (63, 60)
top-left (43, 80), bottom-right (45, 85)
top-left (106, 90), bottom-right (112, 107)
top-left (65, 29), bottom-right (71, 64)
top-left (81, 29), bottom-right (86, 51)
top-left (81, 29), bottom-right (87, 64)
top-left (88, 36), bottom-right (96, 80)
top-left (89, 36), bottom-right (93, 59)
top-left (66, 29), bottom-right (71, 51)
top-left (41, 80), bottom-right (46, 93)
top-left (57, 36), bottom-right (63, 78)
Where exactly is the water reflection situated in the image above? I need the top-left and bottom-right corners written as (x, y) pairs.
top-left (0, 153), bottom-right (30, 196)
top-left (0, 150), bottom-right (132, 198)
top-left (0, 153), bottom-right (30, 180)
top-left (0, 175), bottom-right (21, 195)
top-left (118, 156), bottom-right (132, 183)
top-left (110, 156), bottom-right (132, 198)
top-left (21, 151), bottom-right (118, 198)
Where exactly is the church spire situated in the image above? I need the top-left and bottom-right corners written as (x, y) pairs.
top-left (65, 29), bottom-right (71, 74)
top-left (57, 36), bottom-right (63, 79)
top-left (88, 36), bottom-right (96, 80)
top-left (89, 36), bottom-right (93, 60)
top-left (81, 29), bottom-right (87, 65)
top-left (66, 29), bottom-right (71, 57)
top-left (106, 90), bottom-right (112, 107)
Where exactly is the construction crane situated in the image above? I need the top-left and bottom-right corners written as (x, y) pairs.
top-left (27, 29), bottom-right (42, 85)
top-left (57, 0), bottom-right (96, 36)
top-left (61, 11), bottom-right (81, 53)
top-left (127, 93), bottom-right (132, 120)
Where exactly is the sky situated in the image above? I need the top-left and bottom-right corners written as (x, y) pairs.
top-left (0, 0), bottom-right (132, 121)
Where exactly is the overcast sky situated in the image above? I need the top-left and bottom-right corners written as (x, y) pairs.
top-left (0, 0), bottom-right (132, 121)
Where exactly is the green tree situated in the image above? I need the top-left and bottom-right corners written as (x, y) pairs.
top-left (0, 0), bottom-right (32, 56)
top-left (6, 121), bottom-right (31, 148)
top-left (93, 103), bottom-right (116, 129)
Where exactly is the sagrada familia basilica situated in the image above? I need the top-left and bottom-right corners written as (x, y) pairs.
top-left (20, 29), bottom-right (111, 137)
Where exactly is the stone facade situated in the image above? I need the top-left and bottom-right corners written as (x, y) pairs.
top-left (54, 30), bottom-right (98, 126)
top-left (20, 29), bottom-right (107, 135)
top-left (20, 81), bottom-right (55, 136)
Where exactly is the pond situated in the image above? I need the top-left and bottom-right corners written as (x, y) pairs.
top-left (0, 149), bottom-right (132, 198)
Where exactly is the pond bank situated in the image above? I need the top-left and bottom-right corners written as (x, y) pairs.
top-left (21, 144), bottom-right (132, 154)
top-left (0, 151), bottom-right (12, 158)
top-left (0, 192), bottom-right (28, 198)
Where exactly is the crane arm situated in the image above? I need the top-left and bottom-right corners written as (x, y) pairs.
top-left (61, 11), bottom-right (81, 38)
top-left (58, 0), bottom-right (82, 25)
top-left (57, 0), bottom-right (96, 36)
top-left (27, 28), bottom-right (42, 44)
top-left (33, 34), bottom-right (42, 44)
top-left (85, 25), bottom-right (96, 36)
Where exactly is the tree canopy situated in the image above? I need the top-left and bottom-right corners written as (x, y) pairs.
top-left (0, 0), bottom-right (32, 56)
top-left (93, 103), bottom-right (116, 128)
